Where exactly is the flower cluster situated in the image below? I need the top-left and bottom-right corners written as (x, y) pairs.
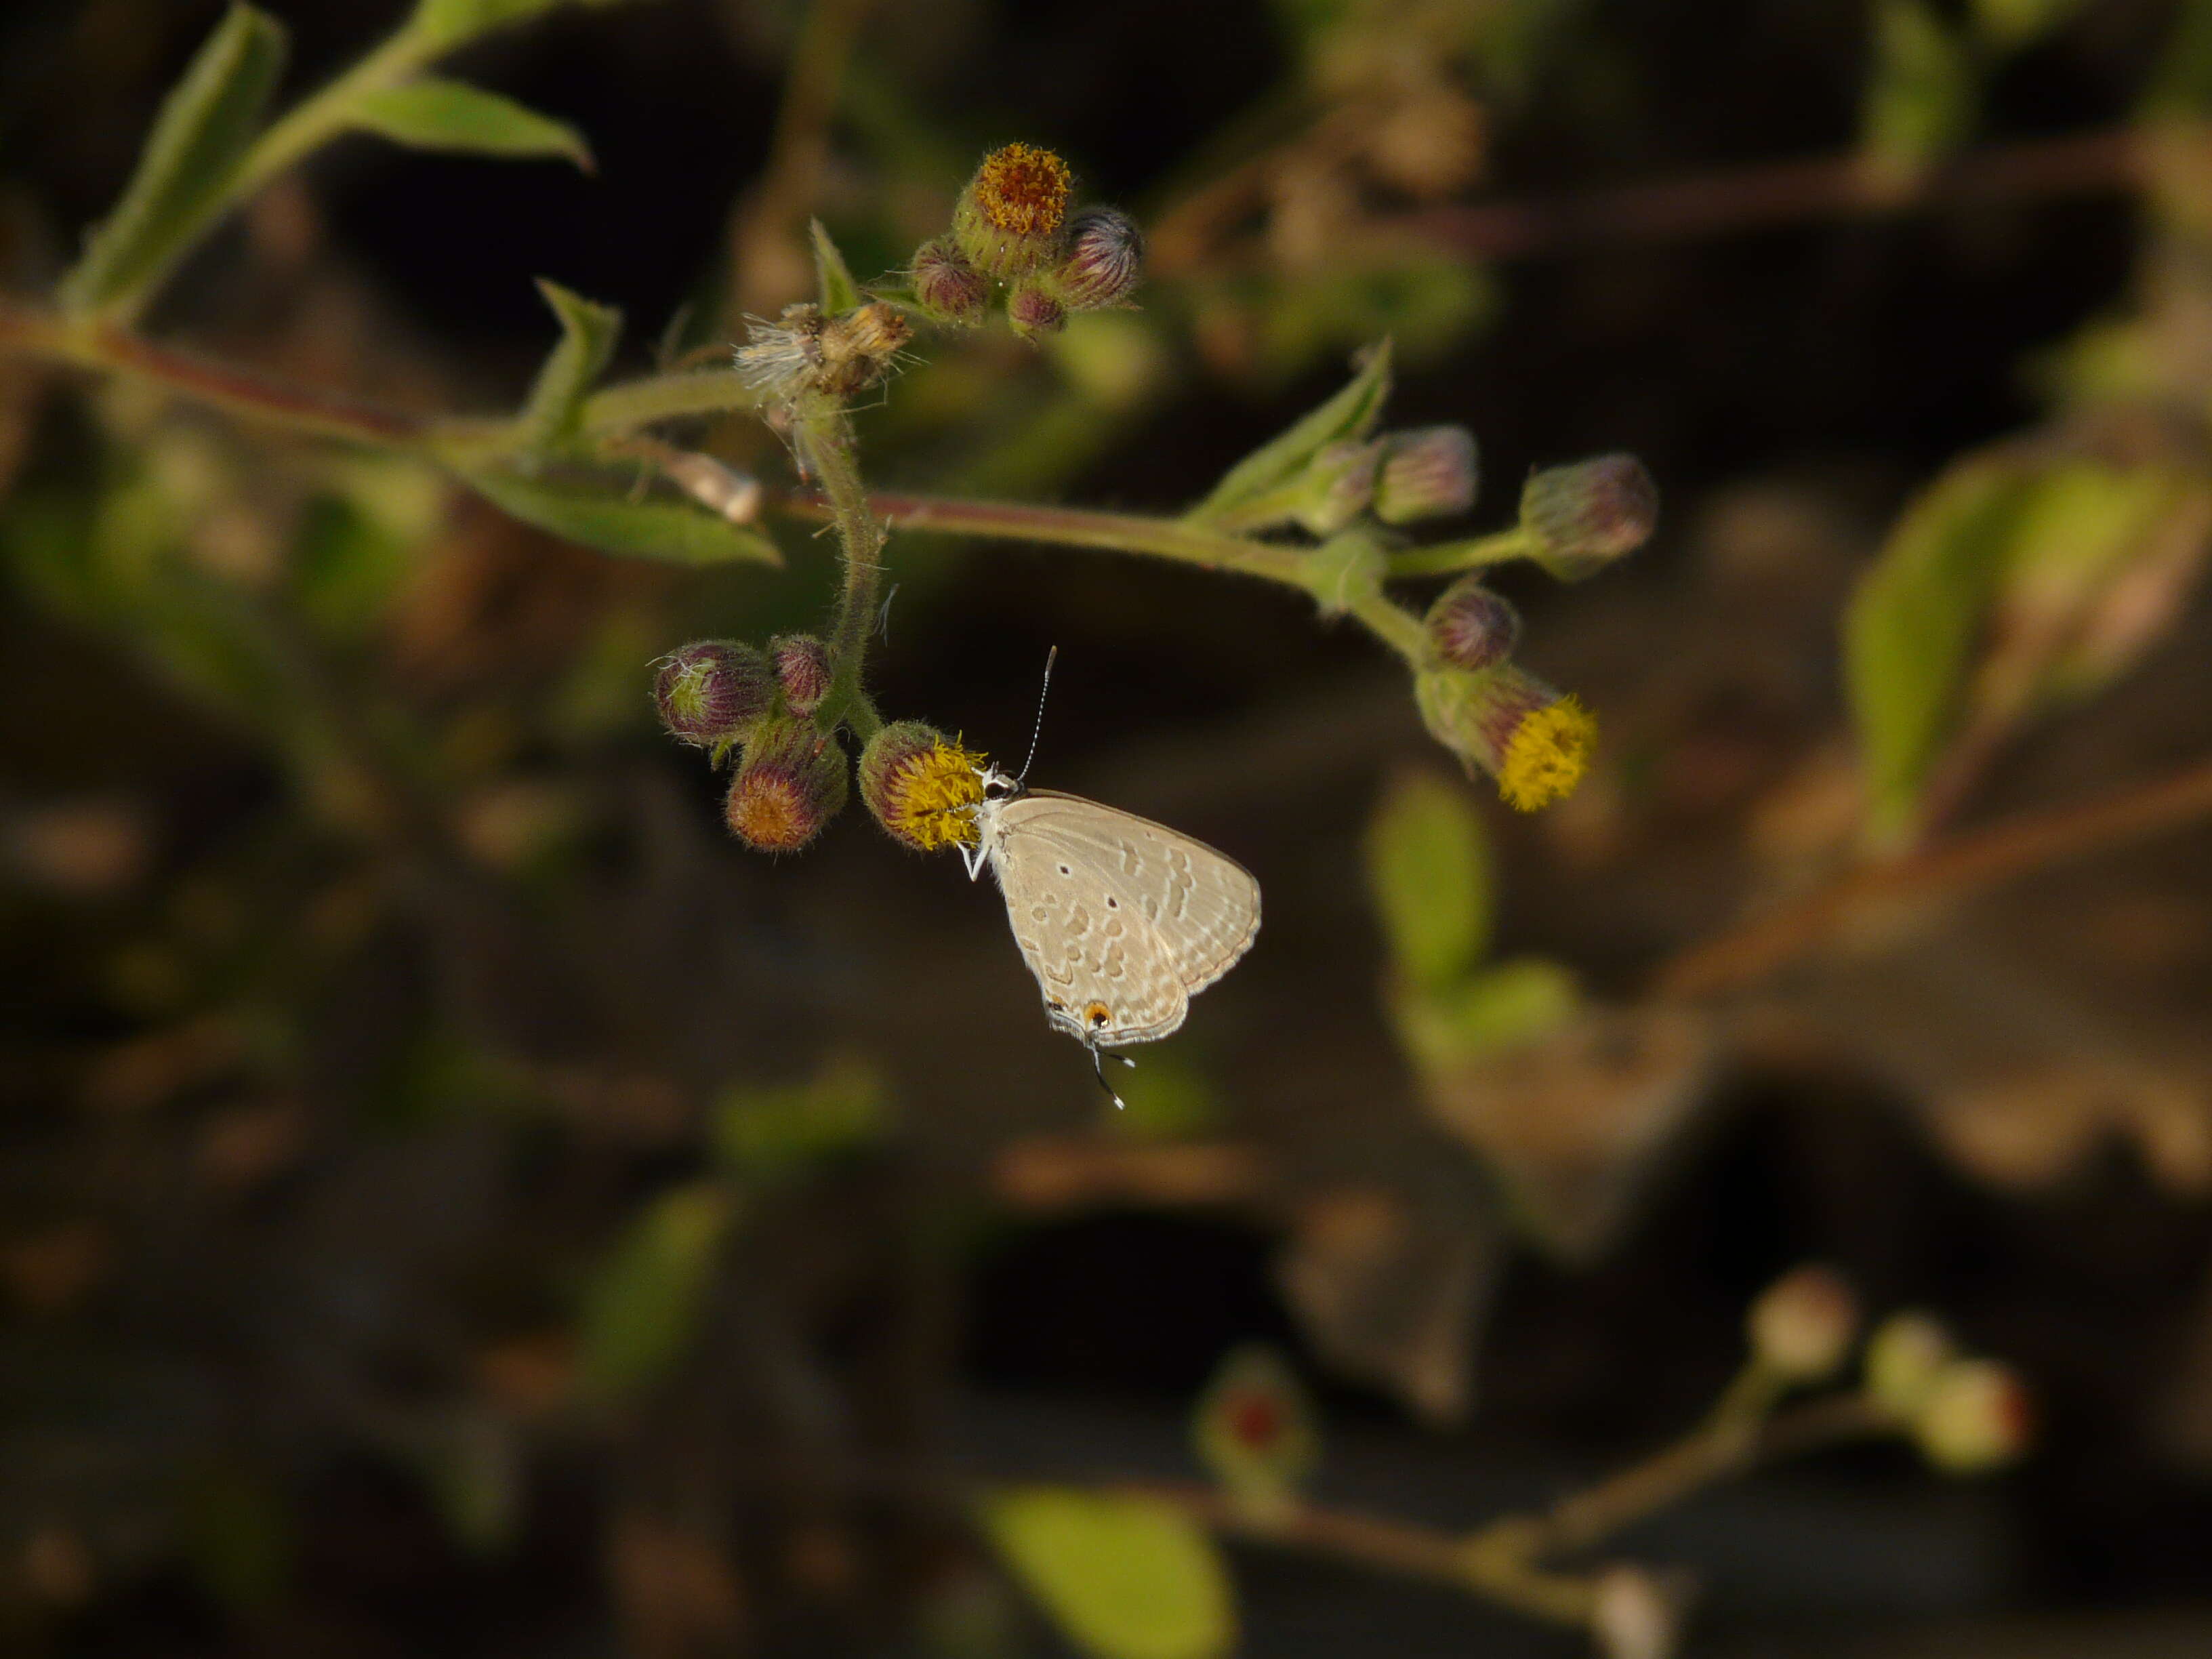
top-left (653, 635), bottom-right (857, 852)
top-left (905, 145), bottom-right (1145, 341)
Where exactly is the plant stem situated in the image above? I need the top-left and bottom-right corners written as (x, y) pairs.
top-left (790, 399), bottom-right (885, 741)
top-left (1387, 525), bottom-right (1536, 579)
top-left (582, 368), bottom-right (760, 436)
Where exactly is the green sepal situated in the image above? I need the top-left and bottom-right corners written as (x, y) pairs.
top-left (811, 218), bottom-right (861, 314)
top-left (520, 279), bottom-right (623, 450)
top-left (1188, 341), bottom-right (1393, 525)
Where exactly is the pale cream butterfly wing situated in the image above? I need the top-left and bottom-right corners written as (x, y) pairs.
top-left (980, 789), bottom-right (1261, 1050)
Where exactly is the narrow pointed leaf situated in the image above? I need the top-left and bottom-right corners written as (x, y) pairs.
top-left (523, 279), bottom-right (623, 448)
top-left (347, 78), bottom-right (592, 171)
top-left (462, 462), bottom-right (783, 565)
top-left (812, 218), bottom-right (861, 314)
top-left (58, 3), bottom-right (288, 318)
top-left (979, 1488), bottom-right (1235, 1659)
top-left (1190, 341), bottom-right (1393, 523)
top-left (578, 1181), bottom-right (738, 1397)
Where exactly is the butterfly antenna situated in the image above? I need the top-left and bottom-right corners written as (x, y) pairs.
top-left (1017, 645), bottom-right (1057, 784)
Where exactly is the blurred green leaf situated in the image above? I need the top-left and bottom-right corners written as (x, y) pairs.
top-left (712, 1055), bottom-right (888, 1179)
top-left (579, 1181), bottom-right (738, 1398)
top-left (58, 3), bottom-right (288, 318)
top-left (293, 495), bottom-right (414, 639)
top-left (419, 1410), bottom-right (520, 1554)
top-left (347, 78), bottom-right (593, 170)
top-left (408, 0), bottom-right (628, 52)
top-left (812, 218), bottom-right (861, 314)
top-left (523, 279), bottom-right (623, 448)
top-left (1844, 460), bottom-right (2026, 839)
top-left (180, 1464), bottom-right (293, 1612)
top-left (1393, 956), bottom-right (1580, 1072)
top-left (979, 1488), bottom-right (1235, 1659)
top-left (1971, 0), bottom-right (2087, 51)
top-left (1189, 341), bottom-right (1391, 523)
top-left (461, 462), bottom-right (782, 565)
top-left (1251, 257), bottom-right (1491, 380)
top-left (1860, 0), bottom-right (1977, 178)
top-left (2142, 0), bottom-right (2212, 116)
top-left (1108, 1051), bottom-right (1222, 1143)
top-left (1365, 770), bottom-right (1490, 991)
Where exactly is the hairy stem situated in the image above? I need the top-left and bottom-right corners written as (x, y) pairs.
top-left (1387, 526), bottom-right (1536, 579)
top-left (790, 399), bottom-right (886, 741)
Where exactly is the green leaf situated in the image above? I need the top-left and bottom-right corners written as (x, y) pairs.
top-left (979, 1488), bottom-right (1235, 1659)
top-left (1844, 460), bottom-right (2028, 838)
top-left (1365, 769), bottom-right (1490, 991)
top-left (523, 279), bottom-right (623, 448)
top-left (1971, 0), bottom-right (2088, 52)
top-left (1189, 341), bottom-right (1392, 523)
top-left (1860, 0), bottom-right (1978, 177)
top-left (346, 78), bottom-right (592, 171)
top-left (2142, 0), bottom-right (2212, 117)
top-left (811, 218), bottom-right (861, 314)
top-left (407, 0), bottom-right (625, 52)
top-left (1393, 956), bottom-right (1580, 1072)
top-left (58, 3), bottom-right (289, 318)
top-left (461, 461), bottom-right (783, 565)
top-left (578, 1181), bottom-right (738, 1397)
top-left (712, 1056), bottom-right (888, 1179)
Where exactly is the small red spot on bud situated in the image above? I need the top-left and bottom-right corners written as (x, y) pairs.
top-left (1226, 1392), bottom-right (1283, 1449)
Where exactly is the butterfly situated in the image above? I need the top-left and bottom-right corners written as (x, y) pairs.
top-left (960, 760), bottom-right (1261, 1107)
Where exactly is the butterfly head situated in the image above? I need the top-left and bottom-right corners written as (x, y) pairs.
top-left (975, 761), bottom-right (1025, 803)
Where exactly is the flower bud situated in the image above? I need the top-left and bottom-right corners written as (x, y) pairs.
top-left (1519, 454), bottom-right (1659, 580)
top-left (859, 722), bottom-right (985, 853)
top-left (1747, 1264), bottom-right (1860, 1383)
top-left (724, 719), bottom-right (847, 853)
top-left (1374, 426), bottom-right (1479, 524)
top-left (1048, 207), bottom-right (1144, 310)
top-left (770, 634), bottom-right (832, 716)
top-left (953, 143), bottom-right (1073, 281)
top-left (1912, 1359), bottom-right (2032, 1475)
top-left (1864, 1312), bottom-right (1956, 1416)
top-left (1006, 283), bottom-right (1065, 344)
top-left (1294, 440), bottom-right (1380, 535)
top-left (1424, 577), bottom-right (1521, 672)
top-left (909, 237), bottom-right (989, 328)
top-left (654, 640), bottom-right (774, 747)
top-left (1415, 664), bottom-right (1597, 812)
top-left (1193, 1346), bottom-right (1317, 1510)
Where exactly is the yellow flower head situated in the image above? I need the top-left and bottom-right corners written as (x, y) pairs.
top-left (860, 722), bottom-right (987, 852)
top-left (1499, 695), bottom-right (1596, 813)
top-left (972, 143), bottom-right (1073, 237)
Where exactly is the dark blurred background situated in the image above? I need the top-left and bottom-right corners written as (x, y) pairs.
top-left (5, 0), bottom-right (2212, 1654)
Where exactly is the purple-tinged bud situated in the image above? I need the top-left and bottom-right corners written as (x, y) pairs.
top-left (1424, 577), bottom-right (1521, 672)
top-left (1296, 440), bottom-right (1380, 535)
top-left (1747, 1263), bottom-right (1860, 1382)
top-left (1048, 207), bottom-right (1144, 310)
top-left (859, 722), bottom-right (985, 853)
top-left (1864, 1312), bottom-right (1957, 1416)
top-left (724, 720), bottom-right (847, 853)
top-left (1193, 1346), bottom-right (1317, 1511)
top-left (770, 634), bottom-right (832, 716)
top-left (1415, 663), bottom-right (1597, 812)
top-left (953, 143), bottom-right (1073, 281)
top-left (1374, 426), bottom-right (1479, 524)
top-left (1519, 454), bottom-right (1659, 580)
top-left (1006, 283), bottom-right (1065, 344)
top-left (654, 641), bottom-right (774, 747)
top-left (909, 237), bottom-right (989, 328)
top-left (1912, 1359), bottom-right (2033, 1475)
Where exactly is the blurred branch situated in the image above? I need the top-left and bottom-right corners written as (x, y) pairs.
top-left (1395, 122), bottom-right (2166, 262)
top-left (1656, 752), bottom-right (2212, 999)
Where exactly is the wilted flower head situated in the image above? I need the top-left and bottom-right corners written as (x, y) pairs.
top-left (736, 301), bottom-right (912, 403)
top-left (859, 723), bottom-right (986, 853)
top-left (1374, 426), bottom-right (1479, 524)
top-left (1424, 577), bottom-right (1520, 672)
top-left (725, 719), bottom-right (848, 853)
top-left (1049, 206), bottom-right (1145, 310)
top-left (909, 236), bottom-right (989, 328)
top-left (654, 640), bottom-right (775, 747)
top-left (770, 634), bottom-right (832, 716)
top-left (954, 143), bottom-right (1074, 279)
top-left (1416, 663), bottom-right (1597, 812)
top-left (1521, 453), bottom-right (1659, 579)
